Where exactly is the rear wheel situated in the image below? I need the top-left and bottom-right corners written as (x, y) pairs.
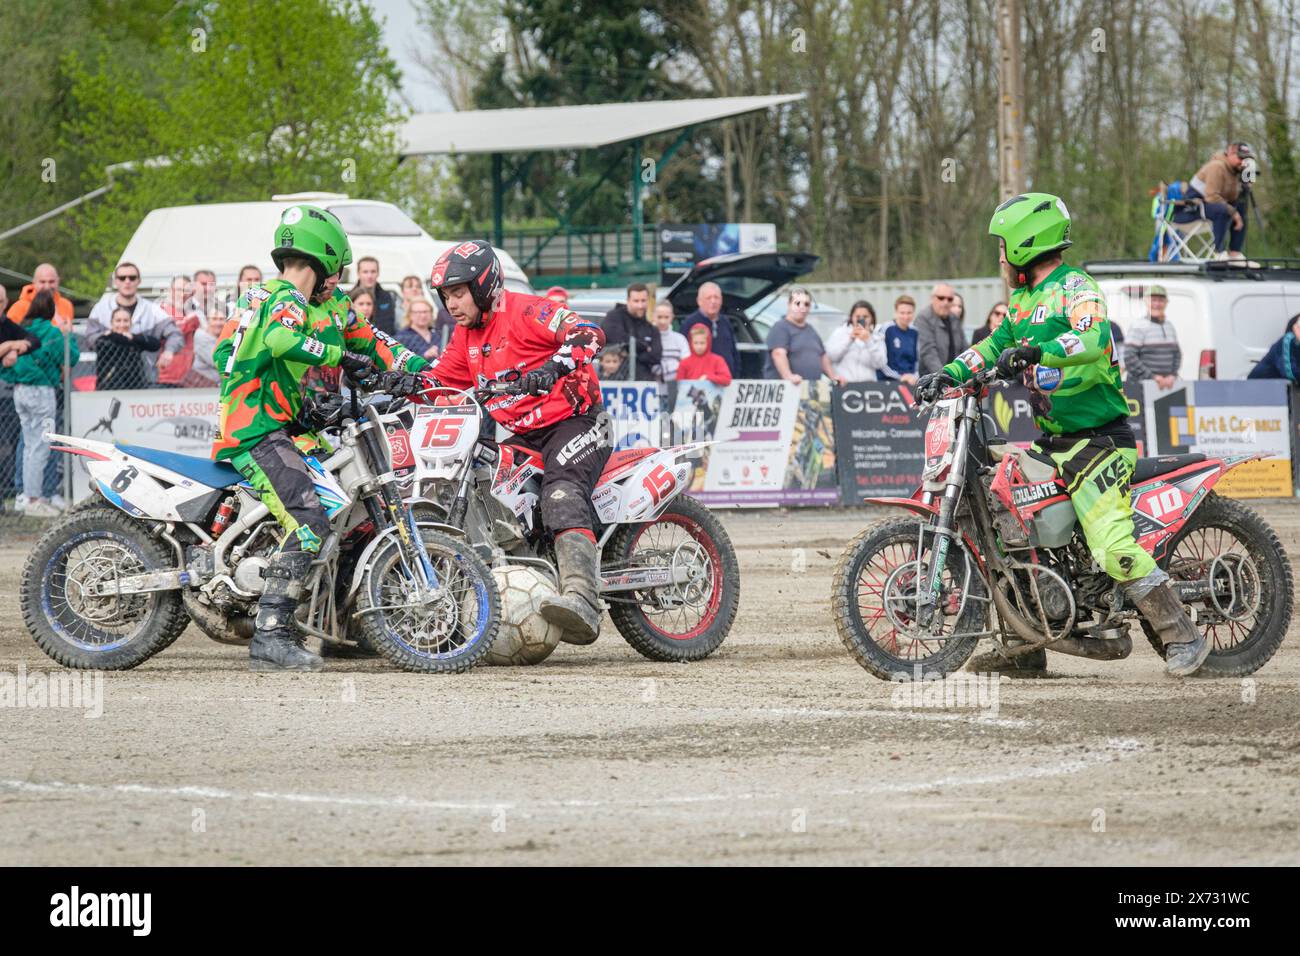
top-left (21, 510), bottom-right (189, 669)
top-left (1141, 493), bottom-right (1292, 676)
top-left (354, 528), bottom-right (499, 673)
top-left (832, 517), bottom-right (987, 680)
top-left (605, 495), bottom-right (739, 662)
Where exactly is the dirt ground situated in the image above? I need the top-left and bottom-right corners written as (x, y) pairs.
top-left (1, 503), bottom-right (1298, 866)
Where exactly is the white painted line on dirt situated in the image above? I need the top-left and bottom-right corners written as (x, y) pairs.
top-left (0, 739), bottom-right (1141, 815)
top-left (746, 706), bottom-right (1036, 729)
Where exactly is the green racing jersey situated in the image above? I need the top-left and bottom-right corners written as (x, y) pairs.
top-left (211, 280), bottom-right (427, 460)
top-left (941, 263), bottom-right (1128, 435)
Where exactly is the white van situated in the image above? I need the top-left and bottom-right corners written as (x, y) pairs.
top-left (116, 192), bottom-right (533, 298)
top-left (1088, 260), bottom-right (1300, 380)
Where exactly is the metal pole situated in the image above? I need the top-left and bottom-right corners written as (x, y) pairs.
top-left (491, 153), bottom-right (504, 248)
top-left (632, 139), bottom-right (644, 261)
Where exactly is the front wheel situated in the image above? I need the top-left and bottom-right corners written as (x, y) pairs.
top-left (832, 517), bottom-right (987, 681)
top-left (20, 509), bottom-right (190, 669)
top-left (354, 528), bottom-right (499, 673)
top-left (604, 495), bottom-right (739, 662)
top-left (1141, 492), bottom-right (1292, 676)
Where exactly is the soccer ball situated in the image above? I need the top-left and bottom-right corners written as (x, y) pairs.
top-left (486, 564), bottom-right (564, 665)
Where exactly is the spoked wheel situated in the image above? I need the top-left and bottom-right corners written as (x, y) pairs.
top-left (605, 495), bottom-right (739, 661)
top-left (21, 509), bottom-right (190, 669)
top-left (354, 528), bottom-right (499, 673)
top-left (1142, 493), bottom-right (1292, 676)
top-left (832, 517), bottom-right (987, 680)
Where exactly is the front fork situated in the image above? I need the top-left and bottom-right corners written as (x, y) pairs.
top-left (916, 396), bottom-right (976, 629)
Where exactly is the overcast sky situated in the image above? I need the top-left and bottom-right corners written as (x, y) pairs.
top-left (368, 0), bottom-right (452, 114)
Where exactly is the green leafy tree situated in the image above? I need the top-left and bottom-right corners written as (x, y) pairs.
top-left (59, 0), bottom-right (405, 288)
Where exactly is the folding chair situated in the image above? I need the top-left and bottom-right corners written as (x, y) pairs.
top-left (1149, 180), bottom-right (1217, 262)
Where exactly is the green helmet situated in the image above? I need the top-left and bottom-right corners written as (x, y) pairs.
top-left (989, 192), bottom-right (1072, 267)
top-left (270, 204), bottom-right (352, 277)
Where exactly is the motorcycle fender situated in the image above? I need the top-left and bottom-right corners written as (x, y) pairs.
top-left (605, 451), bottom-right (691, 524)
top-left (863, 494), bottom-right (938, 518)
top-left (343, 520), bottom-right (463, 607)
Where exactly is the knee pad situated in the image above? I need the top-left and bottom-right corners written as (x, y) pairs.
top-left (540, 478), bottom-right (594, 533)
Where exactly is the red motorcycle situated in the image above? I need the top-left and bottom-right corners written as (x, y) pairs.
top-left (832, 365), bottom-right (1293, 680)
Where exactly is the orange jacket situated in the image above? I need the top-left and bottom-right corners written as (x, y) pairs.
top-left (6, 284), bottom-right (74, 324)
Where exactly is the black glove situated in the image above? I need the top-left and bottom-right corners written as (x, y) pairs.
top-left (338, 352), bottom-right (377, 384)
top-left (914, 371), bottom-right (954, 404)
top-left (520, 363), bottom-right (562, 396)
top-left (995, 345), bottom-right (1042, 379)
top-left (376, 370), bottom-right (423, 395)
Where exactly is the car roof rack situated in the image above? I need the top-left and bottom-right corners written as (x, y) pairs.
top-left (1083, 258), bottom-right (1300, 281)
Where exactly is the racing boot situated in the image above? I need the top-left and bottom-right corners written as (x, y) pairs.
top-left (1129, 576), bottom-right (1209, 677)
top-left (540, 530), bottom-right (602, 645)
top-left (249, 550), bottom-right (324, 672)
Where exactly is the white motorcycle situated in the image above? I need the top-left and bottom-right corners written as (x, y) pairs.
top-left (21, 382), bottom-right (500, 673)
top-left (373, 380), bottom-right (740, 661)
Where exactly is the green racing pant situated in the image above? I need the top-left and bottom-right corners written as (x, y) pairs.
top-left (1032, 429), bottom-right (1156, 584)
top-left (230, 430), bottom-right (330, 554)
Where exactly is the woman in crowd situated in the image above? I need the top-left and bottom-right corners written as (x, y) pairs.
top-left (824, 299), bottom-right (888, 382)
top-left (3, 290), bottom-right (79, 517)
top-left (399, 274), bottom-right (425, 328)
top-left (157, 275), bottom-right (199, 388)
top-left (971, 301), bottom-right (1008, 344)
top-left (96, 306), bottom-right (161, 390)
top-left (1248, 313), bottom-right (1300, 381)
top-left (188, 307), bottom-right (227, 387)
top-left (351, 289), bottom-right (376, 324)
top-left (395, 297), bottom-right (442, 361)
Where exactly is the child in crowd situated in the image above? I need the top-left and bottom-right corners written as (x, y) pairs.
top-left (675, 324), bottom-right (732, 386)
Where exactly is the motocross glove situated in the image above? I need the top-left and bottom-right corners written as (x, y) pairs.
top-left (375, 370), bottom-right (424, 395)
top-left (996, 345), bottom-right (1042, 379)
top-left (914, 371), bottom-right (954, 404)
top-left (520, 361), bottom-right (563, 397)
top-left (339, 352), bottom-right (378, 385)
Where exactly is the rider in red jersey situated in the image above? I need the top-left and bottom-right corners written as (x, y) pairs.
top-left (426, 240), bottom-right (611, 644)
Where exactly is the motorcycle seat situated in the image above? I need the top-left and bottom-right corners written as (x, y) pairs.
top-left (1132, 453), bottom-right (1206, 484)
top-left (115, 443), bottom-right (244, 489)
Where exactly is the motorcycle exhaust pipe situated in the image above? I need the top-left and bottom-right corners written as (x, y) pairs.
top-left (182, 592), bottom-right (254, 645)
top-left (986, 576), bottom-right (1132, 660)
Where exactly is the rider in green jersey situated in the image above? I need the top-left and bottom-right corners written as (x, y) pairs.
top-left (916, 193), bottom-right (1209, 676)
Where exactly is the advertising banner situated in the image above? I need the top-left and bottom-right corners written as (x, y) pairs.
top-left (830, 381), bottom-right (925, 503)
top-left (657, 222), bottom-right (777, 285)
top-left (69, 388), bottom-right (221, 499)
top-left (1143, 379), bottom-right (1292, 497)
top-left (600, 382), bottom-right (665, 450)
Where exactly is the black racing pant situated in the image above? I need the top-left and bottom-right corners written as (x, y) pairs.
top-left (507, 407), bottom-right (612, 535)
top-left (232, 430), bottom-right (331, 553)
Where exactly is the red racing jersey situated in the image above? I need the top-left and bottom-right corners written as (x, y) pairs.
top-left (430, 290), bottom-right (604, 433)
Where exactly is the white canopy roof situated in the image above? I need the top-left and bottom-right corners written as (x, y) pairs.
top-left (399, 94), bottom-right (805, 156)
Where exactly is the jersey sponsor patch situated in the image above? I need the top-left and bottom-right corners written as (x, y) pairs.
top-left (1034, 365), bottom-right (1063, 391)
top-left (245, 287), bottom-right (271, 302)
top-left (290, 290), bottom-right (308, 306)
top-left (1073, 313), bottom-right (1093, 332)
top-left (302, 337), bottom-right (326, 359)
top-left (956, 347), bottom-right (984, 371)
top-left (272, 302), bottom-right (305, 329)
top-left (1057, 332), bottom-right (1085, 356)
top-left (1063, 273), bottom-right (1087, 291)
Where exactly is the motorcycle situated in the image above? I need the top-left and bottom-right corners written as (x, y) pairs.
top-left (371, 379), bottom-right (739, 661)
top-left (21, 378), bottom-right (500, 674)
top-left (832, 365), bottom-right (1293, 680)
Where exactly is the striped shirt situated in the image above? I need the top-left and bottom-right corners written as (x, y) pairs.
top-left (1125, 316), bottom-right (1181, 382)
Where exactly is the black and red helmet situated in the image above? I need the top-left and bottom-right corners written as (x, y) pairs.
top-left (429, 239), bottom-right (503, 316)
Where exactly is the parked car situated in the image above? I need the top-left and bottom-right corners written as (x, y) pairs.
top-left (1087, 259), bottom-right (1300, 379)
